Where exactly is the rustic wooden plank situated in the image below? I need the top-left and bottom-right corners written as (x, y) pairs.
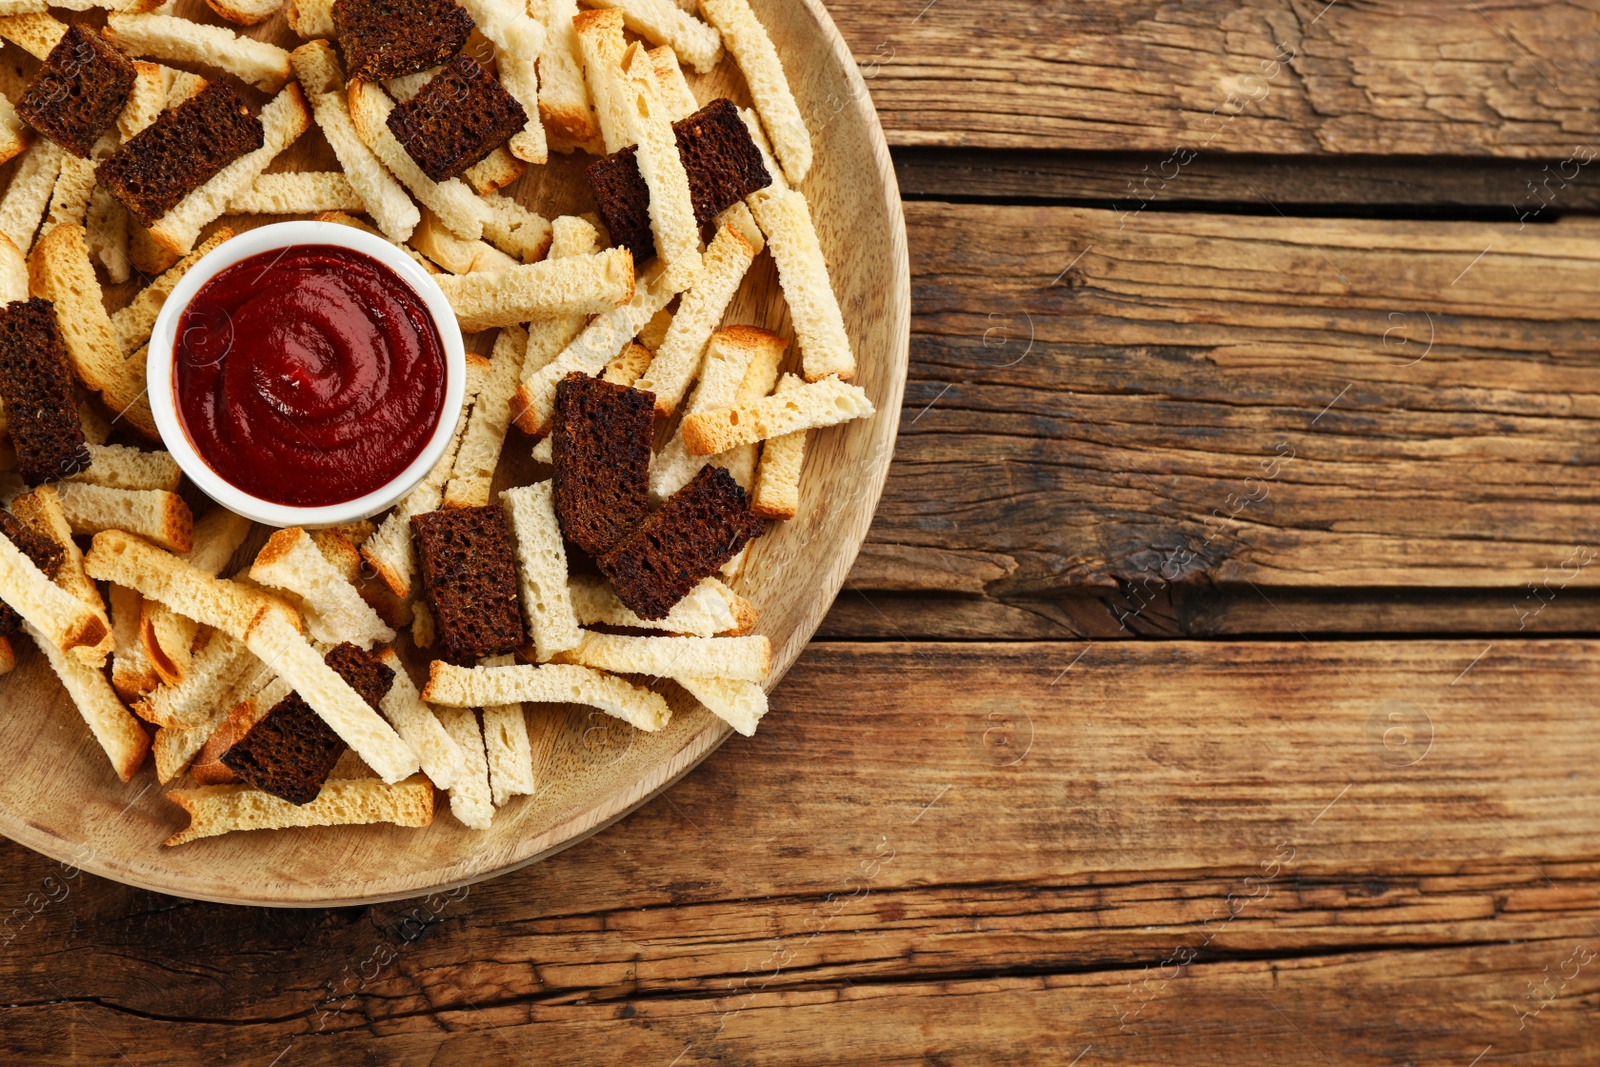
top-left (818, 588), bottom-right (1600, 639)
top-left (854, 203), bottom-right (1600, 599)
top-left (837, 0), bottom-right (1600, 158)
top-left (2, 640), bottom-right (1598, 1060)
top-left (895, 147), bottom-right (1593, 219)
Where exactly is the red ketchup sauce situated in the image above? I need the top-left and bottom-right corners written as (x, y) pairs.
top-left (174, 245), bottom-right (446, 508)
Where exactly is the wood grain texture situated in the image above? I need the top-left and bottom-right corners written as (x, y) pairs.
top-left (0, 0), bottom-right (910, 905)
top-left (2, 640), bottom-right (1597, 1062)
top-left (836, 0), bottom-right (1600, 158)
top-left (851, 202), bottom-right (1600, 607)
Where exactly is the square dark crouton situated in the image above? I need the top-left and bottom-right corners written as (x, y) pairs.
top-left (552, 374), bottom-right (654, 558)
top-left (0, 507), bottom-right (66, 638)
top-left (597, 466), bottom-right (766, 620)
top-left (386, 54), bottom-right (527, 182)
top-left (96, 82), bottom-right (263, 228)
top-left (587, 98), bottom-right (772, 259)
top-left (0, 298), bottom-right (90, 487)
top-left (16, 26), bottom-right (136, 158)
top-left (220, 643), bottom-right (395, 805)
top-left (412, 505), bottom-right (525, 665)
top-left (674, 99), bottom-right (772, 226)
top-left (334, 0), bottom-right (475, 82)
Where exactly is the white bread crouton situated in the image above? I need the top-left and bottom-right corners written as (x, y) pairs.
top-left (0, 139), bottom-right (62, 253)
top-left (750, 373), bottom-right (807, 519)
top-left (677, 675), bottom-right (766, 736)
top-left (0, 12), bottom-right (65, 59)
top-left (347, 80), bottom-right (489, 240)
top-left (425, 661), bottom-right (672, 732)
top-left (650, 325), bottom-right (777, 502)
top-left (443, 326), bottom-right (526, 509)
top-left (110, 228), bottom-right (235, 355)
top-left (0, 530), bottom-right (108, 656)
top-left (0, 89), bottom-right (30, 168)
top-left (604, 341), bottom-right (653, 386)
top-left (616, 39), bottom-right (703, 287)
top-left (226, 171), bottom-right (364, 215)
top-left (698, 0), bottom-right (811, 183)
top-left (148, 84), bottom-right (311, 255)
top-left (54, 483), bottom-right (193, 554)
top-left (70, 444), bottom-right (182, 493)
top-left (291, 41), bottom-right (421, 243)
top-left (568, 573), bottom-right (754, 636)
top-left (573, 7), bottom-right (632, 154)
top-left (0, 231), bottom-right (27, 304)
top-left (500, 482), bottom-right (582, 662)
top-left (27, 223), bottom-right (156, 436)
top-left (410, 206), bottom-right (519, 275)
top-left (205, 0), bottom-right (285, 26)
top-left (376, 648), bottom-right (464, 791)
top-left (133, 631), bottom-right (256, 729)
top-left (249, 527), bottom-right (396, 649)
top-left (104, 14), bottom-right (292, 92)
top-left (10, 485), bottom-right (111, 657)
top-left (480, 192), bottom-right (552, 262)
top-left (164, 776), bottom-right (434, 845)
top-left (285, 0), bottom-right (333, 36)
top-left (477, 653), bottom-right (533, 806)
top-left (462, 146), bottom-right (524, 194)
top-left (434, 706), bottom-right (492, 829)
top-left (751, 189), bottom-right (856, 380)
top-left (681, 374), bottom-right (873, 455)
top-left (27, 621), bottom-right (148, 780)
top-left (635, 224), bottom-right (755, 415)
top-left (514, 261), bottom-right (674, 433)
top-left (586, 0), bottom-right (722, 74)
top-left (538, 0), bottom-right (603, 151)
top-left (435, 246), bottom-right (635, 333)
top-left (109, 584), bottom-right (158, 701)
top-left (557, 631), bottom-right (771, 682)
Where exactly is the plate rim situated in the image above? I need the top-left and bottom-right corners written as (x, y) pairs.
top-left (0, 0), bottom-right (912, 907)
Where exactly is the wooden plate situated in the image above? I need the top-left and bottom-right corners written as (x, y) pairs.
top-left (0, 0), bottom-right (909, 904)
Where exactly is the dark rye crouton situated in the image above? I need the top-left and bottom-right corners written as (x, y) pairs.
top-left (220, 643), bottom-right (394, 805)
top-left (0, 507), bottom-right (66, 638)
top-left (386, 54), bottom-right (527, 182)
top-left (0, 298), bottom-right (90, 487)
top-left (587, 98), bottom-right (772, 259)
top-left (412, 505), bottom-right (525, 665)
top-left (587, 147), bottom-right (654, 260)
top-left (597, 466), bottom-right (765, 620)
top-left (552, 374), bottom-right (654, 558)
top-left (96, 82), bottom-right (262, 228)
top-left (334, 0), bottom-right (474, 82)
top-left (674, 99), bottom-right (772, 226)
top-left (16, 26), bottom-right (136, 158)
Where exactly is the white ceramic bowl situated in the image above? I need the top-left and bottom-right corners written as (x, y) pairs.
top-left (147, 221), bottom-right (465, 528)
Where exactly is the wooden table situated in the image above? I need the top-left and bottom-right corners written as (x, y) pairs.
top-left (6, 1), bottom-right (1600, 1062)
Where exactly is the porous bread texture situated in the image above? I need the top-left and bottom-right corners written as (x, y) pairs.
top-left (54, 483), bottom-right (192, 553)
top-left (677, 675), bottom-right (766, 736)
top-left (500, 482), bottom-right (582, 663)
top-left (0, 139), bottom-right (64, 253)
top-left (225, 171), bottom-right (363, 214)
top-left (0, 529), bottom-right (109, 656)
top-left (26, 620), bottom-right (148, 780)
top-left (110, 227), bottom-right (234, 356)
top-left (291, 40), bottom-right (420, 242)
top-left (697, 0), bottom-right (810, 184)
top-left (0, 296), bottom-right (92, 484)
top-left (347, 79), bottom-right (488, 240)
top-left (633, 224), bottom-right (754, 416)
top-left (750, 189), bottom-right (856, 381)
top-left (411, 206), bottom-right (518, 275)
top-left (585, 0), bottom-right (721, 73)
top-left (249, 527), bottom-right (395, 649)
top-left (103, 13), bottom-right (293, 92)
top-left (376, 647), bottom-right (464, 790)
top-left (550, 373), bottom-right (654, 557)
top-left (147, 83), bottom-right (311, 255)
top-left (434, 705), bottom-right (491, 829)
top-left (164, 775), bottom-right (434, 845)
top-left (679, 374), bottom-right (874, 456)
top-left (557, 631), bottom-right (771, 682)
top-left (649, 324), bottom-right (779, 503)
top-left (435, 246), bottom-right (634, 333)
top-left (750, 373), bottom-right (807, 519)
top-left (423, 661), bottom-right (672, 732)
top-left (442, 325), bottom-right (525, 509)
top-left (567, 573), bottom-right (755, 637)
top-left (70, 444), bottom-right (182, 493)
